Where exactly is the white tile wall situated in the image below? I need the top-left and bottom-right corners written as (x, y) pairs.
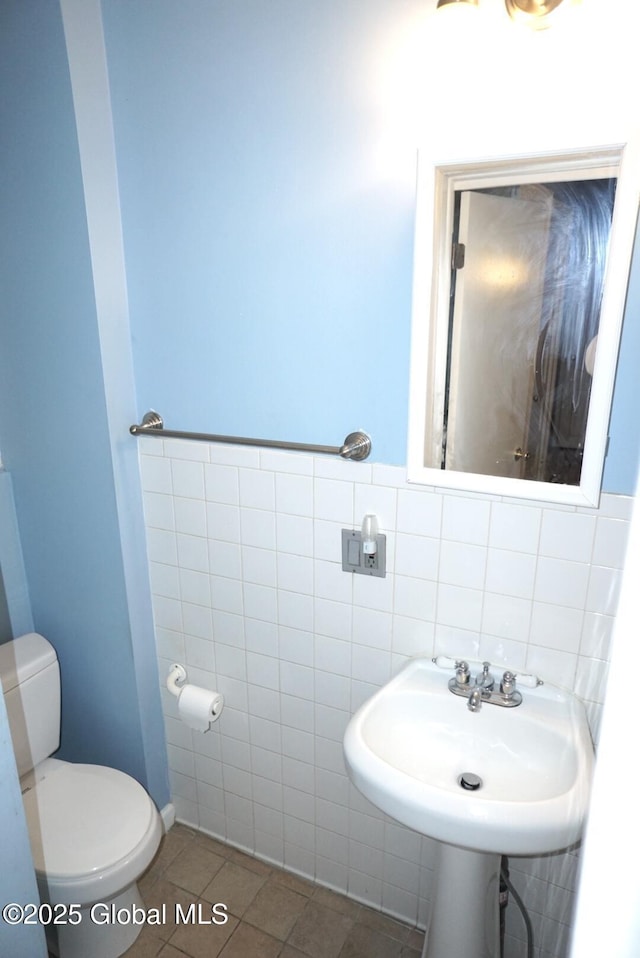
top-left (140, 437), bottom-right (632, 957)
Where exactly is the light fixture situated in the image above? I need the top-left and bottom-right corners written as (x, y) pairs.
top-left (436, 0), bottom-right (572, 29)
top-left (505, 0), bottom-right (570, 28)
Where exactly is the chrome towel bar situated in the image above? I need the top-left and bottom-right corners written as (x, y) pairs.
top-left (129, 411), bottom-right (372, 461)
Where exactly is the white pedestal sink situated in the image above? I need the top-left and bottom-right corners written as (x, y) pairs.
top-left (343, 657), bottom-right (594, 958)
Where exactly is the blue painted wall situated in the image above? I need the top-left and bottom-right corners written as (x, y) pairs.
top-left (101, 0), bottom-right (639, 491)
top-left (604, 223), bottom-right (640, 492)
top-left (101, 0), bottom-right (415, 465)
top-left (0, 0), bottom-right (167, 808)
top-left (0, 473), bottom-right (34, 642)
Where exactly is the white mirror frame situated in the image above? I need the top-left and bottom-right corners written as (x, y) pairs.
top-left (407, 137), bottom-right (640, 507)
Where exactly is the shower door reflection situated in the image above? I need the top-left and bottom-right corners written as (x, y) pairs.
top-left (443, 177), bottom-right (616, 485)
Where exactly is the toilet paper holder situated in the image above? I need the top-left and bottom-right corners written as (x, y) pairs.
top-left (166, 663), bottom-right (188, 697)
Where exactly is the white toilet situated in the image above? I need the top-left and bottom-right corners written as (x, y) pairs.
top-left (0, 633), bottom-right (162, 958)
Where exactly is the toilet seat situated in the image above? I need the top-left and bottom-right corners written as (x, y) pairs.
top-left (23, 760), bottom-right (162, 905)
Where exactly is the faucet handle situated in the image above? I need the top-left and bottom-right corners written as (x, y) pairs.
top-left (500, 670), bottom-right (516, 698)
top-left (454, 661), bottom-right (471, 688)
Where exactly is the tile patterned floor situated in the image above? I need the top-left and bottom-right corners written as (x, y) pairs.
top-left (123, 824), bottom-right (424, 958)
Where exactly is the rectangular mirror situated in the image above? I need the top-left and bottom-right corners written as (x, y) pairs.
top-left (408, 142), bottom-right (640, 506)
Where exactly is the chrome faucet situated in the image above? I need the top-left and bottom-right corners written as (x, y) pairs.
top-left (465, 662), bottom-right (494, 711)
top-left (467, 687), bottom-right (483, 712)
top-left (447, 660), bottom-right (523, 710)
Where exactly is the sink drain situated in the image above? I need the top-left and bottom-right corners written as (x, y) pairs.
top-left (458, 772), bottom-right (482, 791)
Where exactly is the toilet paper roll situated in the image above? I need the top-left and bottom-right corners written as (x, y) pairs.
top-left (177, 684), bottom-right (224, 732)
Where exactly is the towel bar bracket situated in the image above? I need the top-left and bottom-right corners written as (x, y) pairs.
top-left (129, 411), bottom-right (372, 461)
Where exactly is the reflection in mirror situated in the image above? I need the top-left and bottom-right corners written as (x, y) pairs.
top-left (408, 144), bottom-right (640, 506)
top-left (444, 177), bottom-right (616, 485)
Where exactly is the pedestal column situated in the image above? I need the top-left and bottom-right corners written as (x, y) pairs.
top-left (422, 843), bottom-right (501, 958)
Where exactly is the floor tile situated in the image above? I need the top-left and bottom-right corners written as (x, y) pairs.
top-left (201, 860), bottom-right (267, 917)
top-left (218, 921), bottom-right (283, 957)
top-left (122, 926), bottom-right (165, 957)
top-left (338, 923), bottom-right (403, 958)
top-left (287, 900), bottom-right (354, 958)
top-left (158, 945), bottom-right (194, 957)
top-left (242, 879), bottom-right (309, 940)
top-left (312, 886), bottom-right (361, 920)
top-left (191, 830), bottom-right (231, 859)
top-left (357, 906), bottom-right (412, 943)
top-left (273, 868), bottom-right (317, 898)
top-left (142, 879), bottom-right (197, 942)
top-left (167, 908), bottom-right (238, 958)
top-left (405, 928), bottom-right (424, 951)
top-left (123, 826), bottom-right (423, 958)
top-left (163, 843), bottom-right (226, 896)
top-left (399, 946), bottom-right (422, 958)
top-left (225, 845), bottom-right (273, 877)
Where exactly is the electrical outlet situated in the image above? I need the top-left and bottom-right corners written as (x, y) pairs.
top-left (341, 529), bottom-right (386, 577)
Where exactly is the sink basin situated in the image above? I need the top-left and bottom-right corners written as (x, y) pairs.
top-left (344, 657), bottom-right (594, 855)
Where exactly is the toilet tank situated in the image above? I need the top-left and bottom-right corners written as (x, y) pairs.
top-left (0, 633), bottom-right (61, 779)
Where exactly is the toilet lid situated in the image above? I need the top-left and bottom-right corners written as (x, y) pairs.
top-left (23, 763), bottom-right (157, 879)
